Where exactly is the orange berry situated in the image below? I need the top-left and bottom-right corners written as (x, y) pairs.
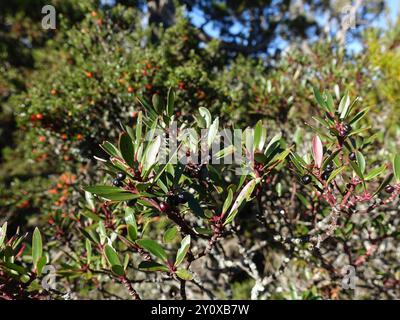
top-left (127, 86), bottom-right (134, 93)
top-left (61, 133), bottom-right (68, 140)
top-left (96, 19), bottom-right (103, 26)
top-left (145, 83), bottom-right (153, 90)
top-left (36, 113), bottom-right (43, 120)
top-left (91, 11), bottom-right (97, 17)
top-left (50, 89), bottom-right (57, 95)
top-left (118, 78), bottom-right (125, 85)
top-left (86, 71), bottom-right (94, 78)
top-left (39, 136), bottom-right (46, 142)
top-left (76, 134), bottom-right (83, 140)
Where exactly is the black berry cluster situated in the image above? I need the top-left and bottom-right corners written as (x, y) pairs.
top-left (112, 171), bottom-right (126, 187)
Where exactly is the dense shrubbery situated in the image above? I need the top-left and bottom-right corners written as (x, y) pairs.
top-left (1, 2), bottom-right (399, 300)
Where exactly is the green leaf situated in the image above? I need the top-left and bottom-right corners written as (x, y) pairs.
top-left (100, 141), bottom-right (120, 158)
top-left (84, 191), bottom-right (96, 211)
top-left (0, 222), bottom-right (7, 248)
top-left (207, 117), bottom-right (219, 148)
top-left (32, 228), bottom-right (42, 269)
top-left (119, 132), bottom-right (135, 168)
top-left (322, 149), bottom-right (341, 169)
top-left (138, 261), bottom-right (169, 272)
top-left (199, 107), bottom-right (212, 128)
top-left (85, 239), bottom-right (92, 264)
top-left (254, 120), bottom-right (266, 151)
top-left (264, 133), bottom-right (282, 156)
top-left (338, 92), bottom-right (350, 119)
top-left (83, 185), bottom-right (123, 194)
top-left (175, 235), bottom-right (191, 267)
top-left (176, 269), bottom-right (193, 281)
top-left (136, 239), bottom-right (168, 262)
top-left (393, 154), bottom-right (400, 182)
top-left (167, 88), bottom-right (175, 117)
top-left (349, 107), bottom-right (370, 125)
top-left (99, 193), bottom-right (142, 202)
top-left (143, 135), bottom-right (161, 171)
top-left (355, 151), bottom-right (366, 175)
top-left (152, 93), bottom-right (162, 112)
top-left (365, 165), bottom-right (386, 181)
top-left (313, 87), bottom-right (327, 110)
top-left (125, 208), bottom-right (138, 241)
top-left (111, 265), bottom-right (125, 276)
top-left (163, 226), bottom-right (178, 243)
top-left (104, 244), bottom-right (122, 269)
top-left (36, 256), bottom-right (47, 276)
top-left (224, 179), bottom-right (259, 225)
top-left (222, 189), bottom-right (233, 215)
top-left (326, 166), bottom-right (346, 184)
top-left (350, 160), bottom-right (364, 180)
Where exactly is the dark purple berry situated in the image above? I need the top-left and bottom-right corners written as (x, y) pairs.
top-left (385, 185), bottom-right (395, 194)
top-left (112, 179), bottom-right (123, 187)
top-left (116, 172), bottom-right (126, 181)
top-left (301, 175), bottom-right (312, 185)
top-left (127, 199), bottom-right (137, 206)
top-left (343, 123), bottom-right (352, 134)
top-left (322, 171), bottom-right (330, 181)
top-left (159, 201), bottom-right (169, 212)
top-left (168, 193), bottom-right (188, 206)
top-left (349, 152), bottom-right (356, 161)
top-left (325, 163), bottom-right (334, 172)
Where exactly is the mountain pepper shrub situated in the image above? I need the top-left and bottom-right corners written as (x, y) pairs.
top-left (3, 90), bottom-right (398, 299)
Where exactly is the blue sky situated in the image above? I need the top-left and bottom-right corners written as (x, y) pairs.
top-left (188, 0), bottom-right (399, 54)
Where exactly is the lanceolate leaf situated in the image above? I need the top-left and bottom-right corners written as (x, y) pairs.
top-left (224, 179), bottom-right (259, 225)
top-left (101, 141), bottom-right (121, 158)
top-left (125, 208), bottom-right (138, 241)
top-left (365, 165), bottom-right (386, 181)
top-left (119, 132), bottom-right (135, 168)
top-left (175, 235), bottom-right (191, 267)
top-left (0, 222), bottom-right (7, 248)
top-left (326, 166), bottom-right (346, 184)
top-left (338, 92), bottom-right (350, 119)
top-left (393, 154), bottom-right (400, 182)
top-left (207, 118), bottom-right (219, 148)
top-left (222, 189), bottom-right (233, 215)
top-left (138, 261), bottom-right (169, 272)
top-left (199, 107), bottom-right (212, 128)
top-left (163, 226), bottom-right (178, 243)
top-left (32, 228), bottom-right (42, 269)
top-left (136, 239), bottom-right (168, 262)
top-left (350, 159), bottom-right (364, 180)
top-left (104, 245), bottom-right (121, 266)
top-left (176, 269), bottom-right (193, 281)
top-left (167, 88), bottom-right (175, 117)
top-left (143, 135), bottom-right (162, 171)
top-left (355, 151), bottom-right (366, 175)
top-left (254, 120), bottom-right (266, 152)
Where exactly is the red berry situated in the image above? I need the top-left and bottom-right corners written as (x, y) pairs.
top-left (36, 113), bottom-right (43, 120)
